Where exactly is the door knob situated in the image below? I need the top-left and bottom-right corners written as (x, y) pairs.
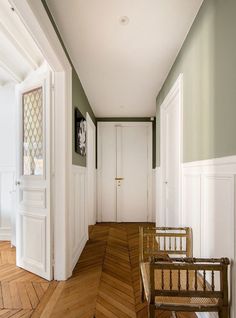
top-left (15, 181), bottom-right (21, 186)
top-left (164, 181), bottom-right (168, 184)
top-left (115, 177), bottom-right (124, 180)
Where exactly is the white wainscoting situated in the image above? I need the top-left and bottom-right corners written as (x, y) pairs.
top-left (182, 156), bottom-right (236, 318)
top-left (155, 167), bottom-right (161, 226)
top-left (152, 169), bottom-right (156, 222)
top-left (70, 165), bottom-right (88, 272)
top-left (0, 167), bottom-right (15, 241)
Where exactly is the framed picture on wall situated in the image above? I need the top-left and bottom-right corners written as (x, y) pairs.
top-left (74, 108), bottom-right (86, 156)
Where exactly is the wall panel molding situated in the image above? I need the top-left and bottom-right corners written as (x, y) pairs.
top-left (182, 155), bottom-right (236, 318)
top-left (0, 166), bottom-right (15, 241)
top-left (155, 167), bottom-right (161, 226)
top-left (70, 165), bottom-right (88, 272)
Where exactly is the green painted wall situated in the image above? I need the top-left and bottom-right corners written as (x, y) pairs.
top-left (42, 0), bottom-right (96, 167)
top-left (156, 0), bottom-right (236, 166)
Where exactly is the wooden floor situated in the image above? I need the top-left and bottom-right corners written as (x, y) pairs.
top-left (0, 224), bottom-right (197, 317)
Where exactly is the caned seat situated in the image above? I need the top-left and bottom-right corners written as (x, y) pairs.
top-left (142, 257), bottom-right (230, 318)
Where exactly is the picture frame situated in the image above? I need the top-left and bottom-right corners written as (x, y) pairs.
top-left (74, 107), bottom-right (86, 156)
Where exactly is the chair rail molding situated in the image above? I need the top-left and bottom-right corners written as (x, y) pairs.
top-left (182, 155), bottom-right (236, 318)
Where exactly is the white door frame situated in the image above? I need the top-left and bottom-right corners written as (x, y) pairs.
top-left (160, 74), bottom-right (183, 226)
top-left (11, 0), bottom-right (72, 280)
top-left (86, 112), bottom-right (96, 226)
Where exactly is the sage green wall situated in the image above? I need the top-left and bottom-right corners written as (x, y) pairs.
top-left (156, 0), bottom-right (236, 166)
top-left (42, 0), bottom-right (96, 167)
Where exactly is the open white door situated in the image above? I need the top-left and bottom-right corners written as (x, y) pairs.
top-left (15, 65), bottom-right (53, 280)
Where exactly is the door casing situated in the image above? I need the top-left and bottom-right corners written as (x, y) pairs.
top-left (86, 112), bottom-right (96, 226)
top-left (160, 74), bottom-right (183, 227)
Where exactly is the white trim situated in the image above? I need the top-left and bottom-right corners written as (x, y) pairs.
top-left (183, 155), bottom-right (236, 168)
top-left (86, 112), bottom-right (96, 226)
top-left (160, 74), bottom-right (183, 226)
top-left (11, 0), bottom-right (72, 280)
top-left (0, 21), bottom-right (38, 70)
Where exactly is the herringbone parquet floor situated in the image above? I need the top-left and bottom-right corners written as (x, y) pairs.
top-left (0, 224), bottom-right (197, 317)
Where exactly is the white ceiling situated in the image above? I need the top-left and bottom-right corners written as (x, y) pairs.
top-left (0, 1), bottom-right (43, 86)
top-left (46, 0), bottom-right (203, 117)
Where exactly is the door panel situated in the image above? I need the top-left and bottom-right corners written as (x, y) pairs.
top-left (16, 67), bottom-right (52, 280)
top-left (118, 126), bottom-right (149, 222)
top-left (98, 122), bottom-right (152, 223)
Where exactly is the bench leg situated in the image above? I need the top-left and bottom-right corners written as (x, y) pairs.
top-left (149, 304), bottom-right (155, 318)
top-left (219, 306), bottom-right (229, 318)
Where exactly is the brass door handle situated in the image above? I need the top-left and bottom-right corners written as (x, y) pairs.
top-left (115, 177), bottom-right (124, 180)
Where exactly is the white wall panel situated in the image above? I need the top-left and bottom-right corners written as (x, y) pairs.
top-left (182, 174), bottom-right (201, 257)
top-left (182, 155), bottom-right (236, 318)
top-left (70, 165), bottom-right (88, 272)
top-left (0, 84), bottom-right (16, 241)
top-left (155, 167), bottom-right (162, 226)
top-left (0, 168), bottom-right (15, 240)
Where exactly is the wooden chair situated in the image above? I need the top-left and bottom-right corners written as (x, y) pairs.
top-left (139, 226), bottom-right (193, 304)
top-left (139, 226), bottom-right (193, 263)
top-left (145, 257), bottom-right (230, 318)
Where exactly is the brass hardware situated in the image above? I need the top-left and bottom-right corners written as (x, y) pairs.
top-left (115, 177), bottom-right (124, 180)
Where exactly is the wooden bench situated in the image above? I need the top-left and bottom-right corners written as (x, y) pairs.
top-left (142, 257), bottom-right (230, 318)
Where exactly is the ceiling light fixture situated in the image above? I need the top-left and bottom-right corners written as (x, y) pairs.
top-left (119, 16), bottom-right (129, 26)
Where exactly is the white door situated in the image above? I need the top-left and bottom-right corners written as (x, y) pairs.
top-left (15, 67), bottom-right (53, 280)
top-left (98, 122), bottom-right (152, 222)
top-left (160, 75), bottom-right (182, 227)
top-left (86, 112), bottom-right (96, 225)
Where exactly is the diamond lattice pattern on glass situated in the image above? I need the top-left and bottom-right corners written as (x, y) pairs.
top-left (23, 87), bottom-right (43, 176)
